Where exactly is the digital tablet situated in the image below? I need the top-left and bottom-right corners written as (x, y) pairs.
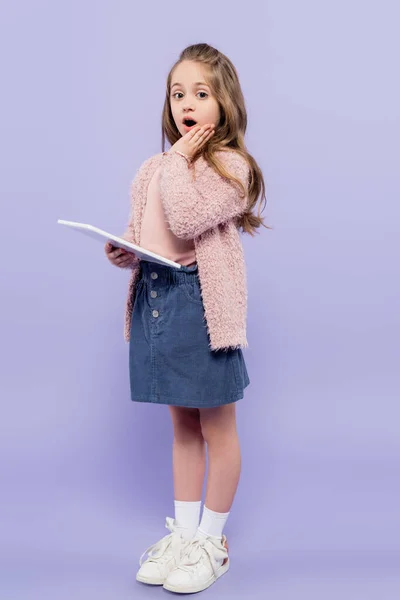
top-left (57, 220), bottom-right (182, 268)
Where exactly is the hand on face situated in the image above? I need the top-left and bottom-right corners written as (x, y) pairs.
top-left (169, 123), bottom-right (215, 159)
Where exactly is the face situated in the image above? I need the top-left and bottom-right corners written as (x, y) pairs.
top-left (170, 60), bottom-right (220, 137)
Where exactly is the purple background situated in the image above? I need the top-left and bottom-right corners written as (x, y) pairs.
top-left (1, 1), bottom-right (399, 598)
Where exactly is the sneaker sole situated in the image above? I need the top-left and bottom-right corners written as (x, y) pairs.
top-left (136, 572), bottom-right (165, 585)
top-left (162, 558), bottom-right (230, 594)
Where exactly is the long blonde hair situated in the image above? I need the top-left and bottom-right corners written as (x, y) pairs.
top-left (161, 43), bottom-right (269, 236)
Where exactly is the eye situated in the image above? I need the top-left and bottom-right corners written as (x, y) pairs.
top-left (171, 91), bottom-right (209, 100)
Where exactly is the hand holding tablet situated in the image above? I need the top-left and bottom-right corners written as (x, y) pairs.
top-left (104, 241), bottom-right (137, 268)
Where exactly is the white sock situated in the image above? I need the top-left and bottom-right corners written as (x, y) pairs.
top-left (196, 505), bottom-right (230, 540)
top-left (174, 500), bottom-right (202, 540)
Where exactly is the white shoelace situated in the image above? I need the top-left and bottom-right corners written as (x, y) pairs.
top-left (139, 517), bottom-right (186, 567)
top-left (176, 536), bottom-right (228, 578)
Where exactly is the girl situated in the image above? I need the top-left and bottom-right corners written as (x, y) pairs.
top-left (105, 43), bottom-right (267, 594)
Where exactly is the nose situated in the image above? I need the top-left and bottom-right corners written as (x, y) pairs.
top-left (183, 100), bottom-right (195, 112)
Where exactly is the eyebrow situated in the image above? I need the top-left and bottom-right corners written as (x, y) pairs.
top-left (171, 81), bottom-right (210, 89)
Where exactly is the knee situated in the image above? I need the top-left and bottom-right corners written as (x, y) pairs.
top-left (199, 405), bottom-right (237, 445)
top-left (199, 419), bottom-right (222, 445)
top-left (169, 407), bottom-right (203, 442)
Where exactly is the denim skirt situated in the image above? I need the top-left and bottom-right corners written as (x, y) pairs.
top-left (129, 260), bottom-right (250, 408)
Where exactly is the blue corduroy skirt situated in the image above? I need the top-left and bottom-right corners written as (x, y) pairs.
top-left (128, 260), bottom-right (250, 407)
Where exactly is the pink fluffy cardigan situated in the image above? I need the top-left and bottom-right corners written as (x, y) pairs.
top-left (123, 148), bottom-right (250, 351)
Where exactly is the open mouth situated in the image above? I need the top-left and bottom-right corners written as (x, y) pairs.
top-left (183, 118), bottom-right (197, 127)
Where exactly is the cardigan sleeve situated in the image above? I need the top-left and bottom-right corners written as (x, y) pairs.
top-left (159, 150), bottom-right (250, 239)
top-left (120, 155), bottom-right (155, 268)
top-left (122, 154), bottom-right (157, 241)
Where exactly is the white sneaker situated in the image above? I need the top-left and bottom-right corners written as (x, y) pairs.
top-left (163, 533), bottom-right (230, 593)
top-left (136, 517), bottom-right (191, 586)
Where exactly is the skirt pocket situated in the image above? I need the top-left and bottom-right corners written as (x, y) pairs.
top-left (180, 279), bottom-right (204, 305)
top-left (132, 279), bottom-right (144, 313)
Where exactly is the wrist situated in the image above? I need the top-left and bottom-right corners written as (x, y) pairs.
top-left (163, 149), bottom-right (192, 163)
top-left (175, 150), bottom-right (191, 161)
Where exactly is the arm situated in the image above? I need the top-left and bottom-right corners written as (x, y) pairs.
top-left (120, 155), bottom-right (156, 267)
top-left (123, 155), bottom-right (155, 241)
top-left (159, 150), bottom-right (250, 239)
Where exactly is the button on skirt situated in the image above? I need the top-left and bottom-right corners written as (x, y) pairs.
top-left (129, 260), bottom-right (250, 407)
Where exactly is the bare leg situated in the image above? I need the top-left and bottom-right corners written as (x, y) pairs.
top-left (168, 406), bottom-right (206, 501)
top-left (199, 403), bottom-right (241, 513)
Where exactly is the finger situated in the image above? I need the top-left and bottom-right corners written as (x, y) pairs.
top-left (184, 125), bottom-right (200, 137)
top-left (110, 246), bottom-right (125, 257)
top-left (119, 258), bottom-right (132, 267)
top-left (194, 128), bottom-right (215, 147)
top-left (113, 248), bottom-right (127, 257)
top-left (201, 127), bottom-right (214, 138)
top-left (117, 257), bottom-right (132, 266)
top-left (186, 125), bottom-right (202, 138)
top-left (203, 132), bottom-right (214, 143)
top-left (188, 128), bottom-right (208, 147)
top-left (197, 126), bottom-right (214, 139)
